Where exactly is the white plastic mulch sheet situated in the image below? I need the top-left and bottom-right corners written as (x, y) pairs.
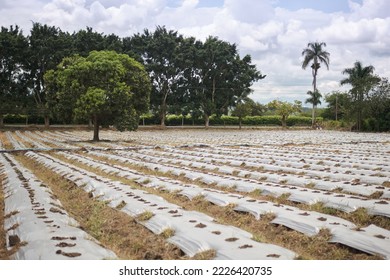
top-left (0, 153), bottom-right (117, 260)
top-left (25, 151), bottom-right (297, 260)
top-left (87, 149), bottom-right (390, 218)
top-left (5, 132), bottom-right (26, 150)
top-left (54, 150), bottom-right (390, 259)
top-left (136, 145), bottom-right (390, 196)
top-left (330, 225), bottom-right (390, 259)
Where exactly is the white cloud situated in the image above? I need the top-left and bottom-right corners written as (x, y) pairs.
top-left (277, 19), bottom-right (307, 49)
top-left (224, 0), bottom-right (275, 24)
top-left (0, 0), bottom-right (389, 104)
top-left (316, 17), bottom-right (386, 44)
top-left (349, 0), bottom-right (390, 19)
top-left (239, 35), bottom-right (269, 52)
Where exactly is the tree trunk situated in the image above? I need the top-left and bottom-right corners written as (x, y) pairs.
top-left (93, 114), bottom-right (100, 141)
top-left (239, 117), bottom-right (242, 130)
top-left (204, 114), bottom-right (210, 128)
top-left (281, 115), bottom-right (287, 128)
top-left (359, 92), bottom-right (363, 131)
top-left (160, 88), bottom-right (168, 127)
top-left (160, 98), bottom-right (167, 127)
top-left (312, 67), bottom-right (317, 128)
top-left (312, 104), bottom-right (316, 128)
top-left (335, 94), bottom-right (338, 121)
top-left (0, 115), bottom-right (4, 128)
top-left (44, 115), bottom-right (50, 128)
top-left (160, 113), bottom-right (166, 127)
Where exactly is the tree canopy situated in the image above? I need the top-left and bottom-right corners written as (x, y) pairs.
top-left (45, 50), bottom-right (151, 140)
top-left (267, 100), bottom-right (302, 128)
top-left (126, 26), bottom-right (187, 126)
top-left (0, 25), bottom-right (28, 126)
top-left (340, 61), bottom-right (380, 131)
top-left (188, 36), bottom-right (265, 126)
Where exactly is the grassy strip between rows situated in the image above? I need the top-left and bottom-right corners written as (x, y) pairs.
top-left (0, 169), bottom-right (7, 259)
top-left (50, 151), bottom-right (382, 260)
top-left (13, 153), bottom-right (188, 260)
top-left (0, 132), bottom-right (13, 150)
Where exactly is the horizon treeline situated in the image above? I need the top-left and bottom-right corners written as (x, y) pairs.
top-left (1, 23), bottom-right (389, 131)
top-left (0, 23), bottom-right (264, 128)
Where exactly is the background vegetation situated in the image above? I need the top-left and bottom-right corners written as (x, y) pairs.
top-left (1, 23), bottom-right (389, 132)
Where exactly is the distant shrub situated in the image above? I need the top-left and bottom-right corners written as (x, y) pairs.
top-left (286, 116), bottom-right (315, 126)
top-left (3, 114), bottom-right (26, 124)
top-left (243, 116), bottom-right (280, 126)
top-left (323, 120), bottom-right (342, 129)
top-left (3, 114), bottom-right (46, 125)
top-left (138, 114), bottom-right (313, 127)
top-left (139, 114), bottom-right (160, 125)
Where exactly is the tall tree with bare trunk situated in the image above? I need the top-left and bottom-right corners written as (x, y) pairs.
top-left (302, 42), bottom-right (329, 127)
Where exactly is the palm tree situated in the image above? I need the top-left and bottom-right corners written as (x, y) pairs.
top-left (302, 42), bottom-right (330, 126)
top-left (305, 90), bottom-right (322, 127)
top-left (340, 61), bottom-right (380, 131)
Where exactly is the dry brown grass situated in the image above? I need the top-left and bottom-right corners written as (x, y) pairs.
top-left (0, 169), bottom-right (8, 259)
top-left (305, 203), bottom-right (390, 231)
top-left (192, 249), bottom-right (216, 260)
top-left (160, 228), bottom-right (175, 239)
top-left (0, 132), bottom-right (13, 150)
top-left (15, 154), bottom-right (186, 260)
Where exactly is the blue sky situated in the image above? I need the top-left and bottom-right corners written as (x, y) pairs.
top-left (0, 0), bottom-right (389, 105)
top-left (275, 0), bottom-right (362, 13)
top-left (166, 0), bottom-right (364, 12)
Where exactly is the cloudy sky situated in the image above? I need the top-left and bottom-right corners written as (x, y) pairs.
top-left (1, 0), bottom-right (389, 105)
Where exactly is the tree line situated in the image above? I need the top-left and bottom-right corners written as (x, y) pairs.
top-left (0, 23), bottom-right (264, 134)
top-left (1, 23), bottom-right (389, 134)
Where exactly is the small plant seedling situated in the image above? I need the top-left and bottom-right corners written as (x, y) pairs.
top-left (142, 178), bottom-right (152, 184)
top-left (160, 228), bottom-right (175, 239)
top-left (115, 200), bottom-right (127, 210)
top-left (137, 210), bottom-right (154, 221)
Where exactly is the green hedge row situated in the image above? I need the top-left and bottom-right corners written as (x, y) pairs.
top-left (139, 114), bottom-right (316, 127)
top-left (1, 114), bottom-right (45, 124)
top-left (2, 113), bottom-right (316, 127)
top-left (1, 114), bottom-right (81, 125)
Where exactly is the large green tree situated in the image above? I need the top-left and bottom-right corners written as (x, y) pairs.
top-left (231, 97), bottom-right (253, 129)
top-left (364, 77), bottom-right (390, 131)
top-left (340, 61), bottom-right (380, 131)
top-left (72, 27), bottom-right (122, 57)
top-left (301, 42), bottom-right (330, 126)
top-left (267, 100), bottom-right (302, 128)
top-left (45, 50), bottom-right (151, 141)
top-left (323, 91), bottom-right (352, 121)
top-left (125, 26), bottom-right (187, 126)
top-left (27, 23), bottom-right (73, 127)
top-left (0, 25), bottom-right (28, 126)
top-left (190, 36), bottom-right (264, 127)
